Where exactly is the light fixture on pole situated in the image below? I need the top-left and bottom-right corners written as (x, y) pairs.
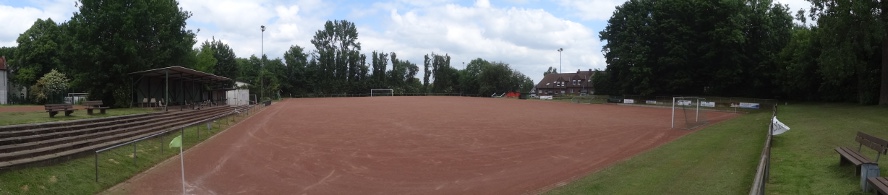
top-left (260, 25), bottom-right (265, 100)
top-left (558, 48), bottom-right (563, 74)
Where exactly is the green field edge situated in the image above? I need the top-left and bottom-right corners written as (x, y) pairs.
top-left (546, 108), bottom-right (769, 194)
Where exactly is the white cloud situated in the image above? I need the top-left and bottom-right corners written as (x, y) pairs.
top-left (775, 0), bottom-right (812, 12)
top-left (0, 0), bottom-right (76, 48)
top-left (362, 2), bottom-right (603, 82)
top-left (558, 0), bottom-right (624, 21)
top-left (475, 0), bottom-right (491, 8)
top-left (181, 0), bottom-right (329, 59)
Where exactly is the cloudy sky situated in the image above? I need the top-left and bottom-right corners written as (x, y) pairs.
top-left (1, 0), bottom-right (811, 83)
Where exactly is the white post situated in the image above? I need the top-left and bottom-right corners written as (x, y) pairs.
top-left (179, 144), bottom-right (185, 194)
top-left (695, 98), bottom-right (701, 122)
top-left (671, 97), bottom-right (675, 128)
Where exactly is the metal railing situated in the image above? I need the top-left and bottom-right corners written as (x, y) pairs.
top-left (749, 104), bottom-right (777, 194)
top-left (94, 105), bottom-right (256, 182)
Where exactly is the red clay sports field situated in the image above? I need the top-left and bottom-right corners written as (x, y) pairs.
top-left (105, 96), bottom-right (737, 194)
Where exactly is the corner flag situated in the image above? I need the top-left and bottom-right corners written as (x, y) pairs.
top-left (169, 135), bottom-right (182, 148)
top-left (169, 134), bottom-right (186, 194)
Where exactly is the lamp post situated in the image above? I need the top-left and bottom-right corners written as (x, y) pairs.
top-left (260, 25), bottom-right (265, 100)
top-left (558, 48), bottom-right (563, 74)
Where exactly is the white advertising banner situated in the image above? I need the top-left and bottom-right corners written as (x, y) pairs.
top-left (623, 99), bottom-right (635, 104)
top-left (645, 100), bottom-right (657, 104)
top-left (700, 101), bottom-right (715, 107)
top-left (677, 100), bottom-right (692, 106)
top-left (540, 96), bottom-right (553, 100)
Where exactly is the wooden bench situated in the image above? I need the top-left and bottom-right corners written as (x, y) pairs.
top-left (44, 104), bottom-right (77, 118)
top-left (82, 100), bottom-right (109, 115)
top-left (836, 132), bottom-right (888, 174)
top-left (869, 177), bottom-right (888, 195)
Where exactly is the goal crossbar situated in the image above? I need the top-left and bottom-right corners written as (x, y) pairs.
top-left (370, 89), bottom-right (394, 96)
top-left (671, 96), bottom-right (706, 129)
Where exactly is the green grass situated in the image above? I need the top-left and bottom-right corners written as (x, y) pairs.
top-left (767, 104), bottom-right (888, 194)
top-left (547, 103), bottom-right (888, 194)
top-left (547, 107), bottom-right (770, 194)
top-left (0, 107), bottom-right (259, 195)
top-left (0, 107), bottom-right (158, 126)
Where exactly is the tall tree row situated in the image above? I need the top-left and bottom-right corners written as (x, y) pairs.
top-left (600, 0), bottom-right (888, 104)
top-left (600, 0), bottom-right (791, 97)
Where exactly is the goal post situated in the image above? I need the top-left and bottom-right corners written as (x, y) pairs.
top-left (370, 89), bottom-right (394, 97)
top-left (671, 97), bottom-right (708, 129)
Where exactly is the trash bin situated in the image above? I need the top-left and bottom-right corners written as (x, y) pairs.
top-left (862, 164), bottom-right (880, 191)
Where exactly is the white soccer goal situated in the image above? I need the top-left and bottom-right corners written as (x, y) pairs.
top-left (370, 89), bottom-right (394, 97)
top-left (671, 97), bottom-right (708, 129)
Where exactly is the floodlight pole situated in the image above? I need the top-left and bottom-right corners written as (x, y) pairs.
top-left (558, 48), bottom-right (563, 74)
top-left (260, 25), bottom-right (265, 101)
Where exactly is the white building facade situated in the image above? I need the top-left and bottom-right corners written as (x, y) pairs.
top-left (226, 81), bottom-right (250, 106)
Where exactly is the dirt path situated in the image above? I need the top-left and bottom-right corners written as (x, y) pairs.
top-left (104, 97), bottom-right (738, 194)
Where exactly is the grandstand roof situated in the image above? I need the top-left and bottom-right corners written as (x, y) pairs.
top-left (129, 66), bottom-right (230, 83)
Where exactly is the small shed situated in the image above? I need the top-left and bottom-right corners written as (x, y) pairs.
top-left (226, 81), bottom-right (250, 106)
top-left (0, 56), bottom-right (7, 104)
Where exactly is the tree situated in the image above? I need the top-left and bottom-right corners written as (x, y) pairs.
top-left (13, 18), bottom-right (65, 87)
top-left (460, 58), bottom-right (490, 95)
top-left (543, 66), bottom-right (557, 76)
top-left (591, 69), bottom-right (611, 95)
top-left (194, 41), bottom-right (217, 73)
top-left (262, 57), bottom-right (286, 99)
top-left (423, 54), bottom-right (431, 92)
top-left (283, 45), bottom-right (309, 95)
top-left (777, 22), bottom-right (822, 100)
top-left (808, 0), bottom-right (887, 104)
top-left (67, 0), bottom-right (196, 107)
top-left (600, 0), bottom-right (791, 97)
top-left (30, 69), bottom-right (69, 104)
top-left (209, 39), bottom-right (238, 82)
top-left (0, 47), bottom-right (14, 60)
top-left (371, 50), bottom-right (388, 86)
top-left (310, 20), bottom-right (362, 94)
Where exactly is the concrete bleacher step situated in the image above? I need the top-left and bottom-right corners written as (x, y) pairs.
top-left (0, 114), bottom-right (203, 160)
top-left (0, 107), bottom-right (233, 152)
top-left (0, 106), bottom-right (242, 167)
top-left (0, 113), bottom-right (159, 138)
top-left (0, 107), bottom-right (227, 141)
top-left (0, 113), bottom-right (181, 145)
top-left (0, 112), bottom-right (204, 152)
top-left (0, 109), bottom-right (223, 146)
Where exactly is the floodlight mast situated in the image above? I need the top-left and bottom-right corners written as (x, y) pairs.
top-left (260, 25), bottom-right (265, 100)
top-left (558, 48), bottom-right (563, 74)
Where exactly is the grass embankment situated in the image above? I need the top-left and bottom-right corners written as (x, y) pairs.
top-left (767, 104), bottom-right (888, 194)
top-left (0, 107), bottom-right (157, 126)
top-left (548, 106), bottom-right (771, 194)
top-left (548, 104), bottom-right (888, 194)
top-left (0, 107), bottom-right (260, 195)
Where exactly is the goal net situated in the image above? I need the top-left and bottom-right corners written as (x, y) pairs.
top-left (671, 97), bottom-right (708, 129)
top-left (370, 89), bottom-right (393, 97)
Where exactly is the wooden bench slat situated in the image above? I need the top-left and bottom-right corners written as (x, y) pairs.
top-left (868, 177), bottom-right (888, 195)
